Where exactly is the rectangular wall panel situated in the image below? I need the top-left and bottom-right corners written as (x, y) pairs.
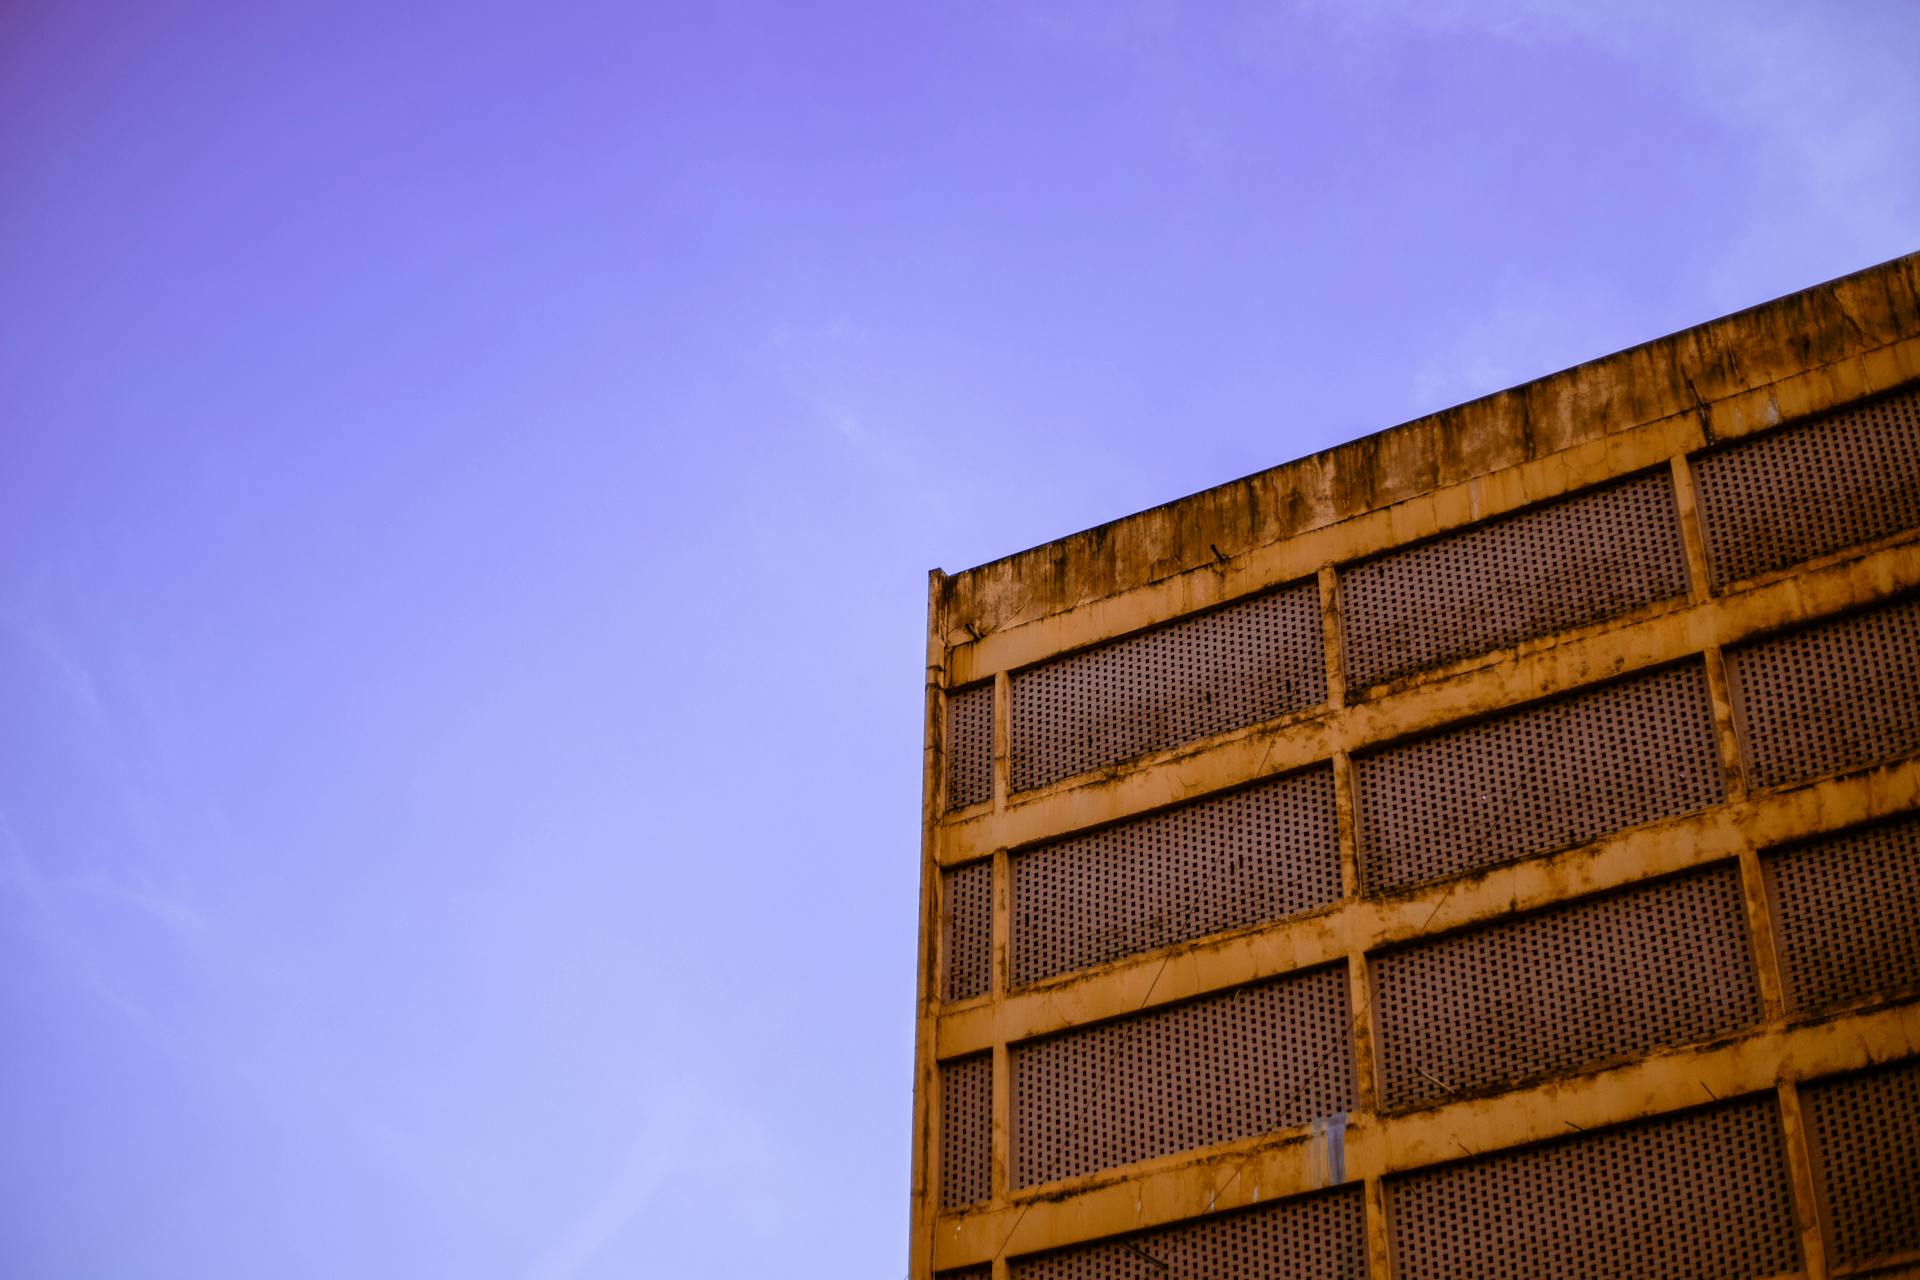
top-left (1010, 767), bottom-right (1340, 987)
top-left (1373, 865), bottom-right (1761, 1110)
top-left (943, 860), bottom-right (992, 1002)
top-left (1766, 814), bottom-right (1920, 1012)
top-left (946, 683), bottom-right (994, 811)
top-left (1340, 470), bottom-right (1688, 689)
top-left (1803, 1059), bottom-right (1920, 1268)
top-left (1012, 967), bottom-right (1352, 1187)
top-left (1009, 1186), bottom-right (1364, 1280)
top-left (1726, 595), bottom-right (1920, 789)
top-left (1354, 662), bottom-right (1724, 893)
top-left (1386, 1096), bottom-right (1800, 1280)
top-left (1691, 384), bottom-right (1920, 588)
top-left (1009, 582), bottom-right (1325, 792)
top-left (940, 1053), bottom-right (992, 1209)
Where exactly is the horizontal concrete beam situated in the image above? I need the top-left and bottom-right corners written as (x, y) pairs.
top-left (938, 538), bottom-right (1920, 865)
top-left (937, 754), bottom-right (1920, 1057)
top-left (933, 999), bottom-right (1920, 1268)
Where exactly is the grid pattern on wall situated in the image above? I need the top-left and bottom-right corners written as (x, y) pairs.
top-left (1009, 1186), bottom-right (1365, 1280)
top-left (1725, 593), bottom-right (1920, 789)
top-left (945, 683), bottom-right (994, 811)
top-left (1371, 865), bottom-right (1761, 1110)
top-left (1010, 767), bottom-right (1340, 986)
top-left (1802, 1058), bottom-right (1920, 1268)
top-left (1764, 812), bottom-right (1920, 1012)
top-left (1008, 581), bottom-right (1325, 792)
top-left (939, 1053), bottom-right (991, 1210)
top-left (920, 370), bottom-right (1920, 1277)
top-left (1353, 662), bottom-right (1724, 893)
top-left (1386, 1096), bottom-right (1801, 1280)
top-left (1340, 468), bottom-right (1689, 689)
top-left (942, 860), bottom-right (992, 1002)
top-left (1010, 967), bottom-right (1352, 1188)
top-left (1691, 383), bottom-right (1920, 588)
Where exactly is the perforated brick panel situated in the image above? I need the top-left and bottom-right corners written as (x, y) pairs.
top-left (936, 1269), bottom-right (990, 1280)
top-left (1009, 1186), bottom-right (1365, 1280)
top-left (1387, 1096), bottom-right (1799, 1280)
top-left (1341, 471), bottom-right (1689, 690)
top-left (1011, 767), bottom-right (1340, 987)
top-left (1726, 596), bottom-right (1920, 789)
top-left (1009, 583), bottom-right (1325, 792)
top-left (946, 683), bottom-right (994, 810)
top-left (1354, 662), bottom-right (1724, 893)
top-left (944, 860), bottom-right (993, 1002)
top-left (941, 1053), bottom-right (992, 1209)
top-left (1692, 385), bottom-right (1920, 588)
top-left (1766, 814), bottom-right (1920, 1012)
top-left (1011, 968), bottom-right (1352, 1187)
top-left (1373, 865), bottom-right (1760, 1109)
top-left (1803, 1058), bottom-right (1920, 1267)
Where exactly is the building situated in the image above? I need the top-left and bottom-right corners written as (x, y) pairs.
top-left (910, 253), bottom-right (1920, 1279)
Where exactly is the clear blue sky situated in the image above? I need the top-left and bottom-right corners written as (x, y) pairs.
top-left (2, 2), bottom-right (1915, 1276)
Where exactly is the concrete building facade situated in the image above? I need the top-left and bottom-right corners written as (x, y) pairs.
top-left (912, 254), bottom-right (1920, 1279)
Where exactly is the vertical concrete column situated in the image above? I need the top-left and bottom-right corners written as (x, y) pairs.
top-left (1776, 1079), bottom-right (1831, 1280)
top-left (1347, 950), bottom-right (1380, 1113)
top-left (1364, 1176), bottom-right (1392, 1280)
top-left (1701, 645), bottom-right (1750, 804)
top-left (910, 573), bottom-right (947, 1280)
top-left (992, 670), bottom-right (1011, 814)
top-left (1668, 451), bottom-right (1716, 605)
top-left (1737, 837), bottom-right (1789, 1023)
top-left (990, 1038), bottom-right (1011, 1205)
top-left (1318, 563), bottom-right (1348, 710)
top-left (1674, 453), bottom-right (1790, 1025)
top-left (1323, 562), bottom-right (1362, 902)
top-left (989, 667), bottom-right (1016, 1228)
top-left (1333, 751), bottom-right (1361, 901)
top-left (990, 847), bottom-right (1013, 1210)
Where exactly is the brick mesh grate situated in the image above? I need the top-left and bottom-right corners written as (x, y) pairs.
top-left (1012, 967), bottom-right (1353, 1187)
top-left (1011, 767), bottom-right (1340, 987)
top-left (1692, 385), bottom-right (1920, 588)
top-left (936, 1269), bottom-right (991, 1280)
top-left (1726, 596), bottom-right (1920, 789)
top-left (1803, 1058), bottom-right (1920, 1267)
top-left (1373, 865), bottom-right (1761, 1110)
top-left (1387, 1095), bottom-right (1800, 1279)
top-left (1766, 813), bottom-right (1920, 1012)
top-left (1009, 1186), bottom-right (1365, 1280)
top-left (1341, 470), bottom-right (1689, 690)
top-left (941, 1053), bottom-right (992, 1209)
top-left (943, 860), bottom-right (993, 1002)
top-left (1354, 662), bottom-right (1724, 893)
top-left (1009, 583), bottom-right (1326, 792)
top-left (946, 683), bottom-right (994, 811)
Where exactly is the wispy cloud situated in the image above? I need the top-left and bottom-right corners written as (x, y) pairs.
top-left (0, 609), bottom-right (213, 1026)
top-left (1404, 270), bottom-right (1604, 416)
top-left (1286, 0), bottom-right (1920, 261)
top-left (525, 1124), bottom-right (676, 1280)
top-left (1263, 0), bottom-right (1920, 415)
top-left (764, 315), bottom-right (955, 512)
top-left (0, 810), bottom-right (160, 1028)
top-left (526, 1076), bottom-right (789, 1280)
top-left (5, 610), bottom-right (109, 727)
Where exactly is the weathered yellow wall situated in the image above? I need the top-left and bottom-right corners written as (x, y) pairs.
top-left (911, 252), bottom-right (1920, 1279)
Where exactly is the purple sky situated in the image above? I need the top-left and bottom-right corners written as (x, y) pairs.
top-left (2, 3), bottom-right (1916, 1275)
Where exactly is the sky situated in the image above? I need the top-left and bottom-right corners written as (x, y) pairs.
top-left (1, 2), bottom-right (1916, 1276)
